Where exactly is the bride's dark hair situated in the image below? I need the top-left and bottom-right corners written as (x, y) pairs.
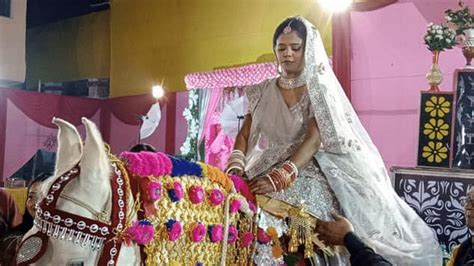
top-left (273, 17), bottom-right (307, 48)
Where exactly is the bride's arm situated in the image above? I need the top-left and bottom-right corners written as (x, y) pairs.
top-left (289, 118), bottom-right (321, 169)
top-left (225, 114), bottom-right (252, 176)
top-left (233, 114), bottom-right (252, 153)
top-left (250, 118), bottom-right (320, 194)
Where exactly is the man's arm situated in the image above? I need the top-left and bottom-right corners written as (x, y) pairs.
top-left (344, 232), bottom-right (392, 266)
top-left (316, 211), bottom-right (392, 266)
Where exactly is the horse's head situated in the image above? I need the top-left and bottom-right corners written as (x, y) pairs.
top-left (16, 117), bottom-right (139, 266)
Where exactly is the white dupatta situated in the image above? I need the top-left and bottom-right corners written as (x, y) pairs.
top-left (299, 17), bottom-right (442, 265)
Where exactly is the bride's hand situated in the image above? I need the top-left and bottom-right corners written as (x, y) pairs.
top-left (249, 176), bottom-right (274, 194)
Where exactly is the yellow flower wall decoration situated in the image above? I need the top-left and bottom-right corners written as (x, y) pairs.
top-left (425, 96), bottom-right (451, 117)
top-left (422, 141), bottom-right (448, 163)
top-left (423, 118), bottom-right (450, 140)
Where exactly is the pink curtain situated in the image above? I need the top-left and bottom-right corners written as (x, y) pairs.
top-left (332, 12), bottom-right (352, 100)
top-left (6, 89), bottom-right (101, 128)
top-left (0, 88), bottom-right (185, 179)
top-left (204, 87), bottom-right (246, 170)
top-left (0, 90), bottom-right (7, 179)
top-left (203, 89), bottom-right (223, 166)
top-left (3, 100), bottom-right (100, 180)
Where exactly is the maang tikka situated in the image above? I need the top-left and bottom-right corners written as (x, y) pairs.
top-left (283, 20), bottom-right (293, 34)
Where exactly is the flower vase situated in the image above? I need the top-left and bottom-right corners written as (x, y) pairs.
top-left (462, 28), bottom-right (474, 68)
top-left (426, 51), bottom-right (442, 92)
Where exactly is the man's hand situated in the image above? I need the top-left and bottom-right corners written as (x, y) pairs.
top-left (316, 211), bottom-right (354, 246)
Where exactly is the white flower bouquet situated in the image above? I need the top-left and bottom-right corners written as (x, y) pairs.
top-left (424, 23), bottom-right (456, 51)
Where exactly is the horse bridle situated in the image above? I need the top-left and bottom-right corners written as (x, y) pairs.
top-left (16, 159), bottom-right (130, 266)
top-left (59, 191), bottom-right (111, 223)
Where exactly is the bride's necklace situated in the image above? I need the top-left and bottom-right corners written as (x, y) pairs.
top-left (278, 74), bottom-right (306, 90)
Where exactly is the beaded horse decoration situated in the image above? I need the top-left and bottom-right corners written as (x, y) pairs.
top-left (16, 117), bottom-right (257, 266)
top-left (120, 152), bottom-right (256, 265)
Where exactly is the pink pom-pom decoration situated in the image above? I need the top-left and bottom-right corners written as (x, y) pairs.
top-left (241, 232), bottom-right (254, 247)
top-left (257, 228), bottom-right (271, 244)
top-left (166, 219), bottom-right (182, 241)
top-left (248, 201), bottom-right (257, 214)
top-left (190, 223), bottom-right (206, 243)
top-left (120, 151), bottom-right (172, 177)
top-left (208, 224), bottom-right (223, 243)
top-left (125, 220), bottom-right (155, 245)
top-left (188, 185), bottom-right (204, 204)
top-left (167, 181), bottom-right (184, 202)
top-left (230, 175), bottom-right (255, 202)
top-left (209, 189), bottom-right (224, 206)
top-left (227, 225), bottom-right (238, 243)
top-left (148, 181), bottom-right (162, 202)
top-left (229, 198), bottom-right (241, 213)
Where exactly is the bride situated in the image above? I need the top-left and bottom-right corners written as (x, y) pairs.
top-left (225, 16), bottom-right (441, 265)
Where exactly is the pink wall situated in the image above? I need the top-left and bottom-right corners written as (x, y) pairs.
top-left (351, 1), bottom-right (472, 169)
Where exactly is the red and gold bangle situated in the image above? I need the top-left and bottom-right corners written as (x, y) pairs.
top-left (265, 174), bottom-right (277, 192)
top-left (282, 161), bottom-right (298, 183)
top-left (268, 170), bottom-right (282, 191)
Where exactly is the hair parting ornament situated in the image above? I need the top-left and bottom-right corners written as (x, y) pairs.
top-left (283, 21), bottom-right (293, 34)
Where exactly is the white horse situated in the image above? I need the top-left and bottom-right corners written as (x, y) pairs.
top-left (16, 117), bottom-right (140, 265)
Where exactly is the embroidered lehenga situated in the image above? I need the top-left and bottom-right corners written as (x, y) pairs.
top-left (245, 78), bottom-right (348, 265)
top-left (243, 17), bottom-right (442, 266)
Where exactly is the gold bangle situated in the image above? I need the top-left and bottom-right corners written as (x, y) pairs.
top-left (225, 165), bottom-right (244, 175)
top-left (231, 150), bottom-right (246, 160)
top-left (227, 157), bottom-right (245, 166)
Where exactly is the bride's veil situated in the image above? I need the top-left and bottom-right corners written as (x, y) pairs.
top-left (298, 17), bottom-right (442, 265)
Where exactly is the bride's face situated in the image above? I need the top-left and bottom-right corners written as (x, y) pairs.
top-left (275, 31), bottom-right (305, 77)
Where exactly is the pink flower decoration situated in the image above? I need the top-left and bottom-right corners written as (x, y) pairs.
top-left (120, 151), bottom-right (172, 176)
top-left (148, 181), bottom-right (162, 201)
top-left (248, 201), bottom-right (257, 214)
top-left (167, 181), bottom-right (184, 202)
top-left (209, 224), bottom-right (223, 243)
top-left (184, 62), bottom-right (277, 90)
top-left (241, 232), bottom-right (254, 247)
top-left (188, 185), bottom-right (204, 204)
top-left (209, 189), bottom-right (224, 206)
top-left (166, 219), bottom-right (182, 241)
top-left (120, 152), bottom-right (144, 176)
top-left (229, 198), bottom-right (241, 213)
top-left (173, 181), bottom-right (184, 198)
top-left (190, 223), bottom-right (206, 243)
top-left (230, 175), bottom-right (254, 198)
top-left (257, 228), bottom-right (271, 244)
top-left (125, 220), bottom-right (155, 245)
top-left (227, 225), bottom-right (238, 243)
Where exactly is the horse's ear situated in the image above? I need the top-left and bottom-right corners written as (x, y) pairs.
top-left (80, 117), bottom-right (110, 184)
top-left (53, 117), bottom-right (83, 177)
